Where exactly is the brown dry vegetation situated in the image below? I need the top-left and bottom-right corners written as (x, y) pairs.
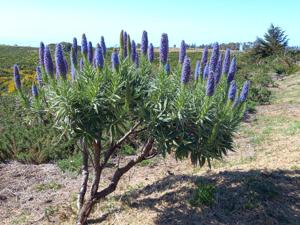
top-left (1, 73), bottom-right (300, 225)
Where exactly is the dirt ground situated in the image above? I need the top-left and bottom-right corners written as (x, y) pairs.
top-left (1, 74), bottom-right (300, 225)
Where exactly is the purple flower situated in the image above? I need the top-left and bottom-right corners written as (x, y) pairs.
top-left (36, 66), bottom-right (42, 86)
top-left (64, 58), bottom-right (68, 74)
top-left (39, 42), bottom-right (45, 67)
top-left (228, 80), bottom-right (237, 101)
top-left (131, 40), bottom-right (136, 62)
top-left (135, 52), bottom-right (139, 68)
top-left (141, 30), bottom-right (148, 55)
top-left (55, 43), bottom-right (67, 79)
top-left (148, 43), bottom-right (154, 63)
top-left (32, 84), bottom-right (38, 97)
top-left (44, 45), bottom-right (54, 78)
top-left (165, 62), bottom-right (170, 74)
top-left (227, 57), bottom-right (237, 83)
top-left (127, 35), bottom-right (131, 58)
top-left (87, 41), bottom-right (93, 64)
top-left (201, 47), bottom-right (208, 73)
top-left (203, 64), bottom-right (209, 79)
top-left (194, 60), bottom-right (201, 80)
top-left (71, 63), bottom-right (76, 80)
top-left (181, 56), bottom-right (191, 84)
top-left (179, 40), bottom-right (186, 64)
top-left (222, 48), bottom-right (230, 74)
top-left (71, 38), bottom-right (78, 65)
top-left (13, 64), bottom-right (21, 90)
top-left (123, 31), bottom-right (128, 58)
top-left (214, 55), bottom-right (223, 84)
top-left (111, 49), bottom-right (119, 71)
top-left (209, 42), bottom-right (219, 73)
top-left (206, 72), bottom-right (215, 96)
top-left (100, 36), bottom-right (106, 56)
top-left (81, 33), bottom-right (88, 58)
top-left (80, 58), bottom-right (84, 71)
top-left (240, 80), bottom-right (250, 102)
top-left (160, 33), bottom-right (169, 65)
top-left (95, 44), bottom-right (104, 69)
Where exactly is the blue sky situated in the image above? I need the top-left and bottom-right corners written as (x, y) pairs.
top-left (0, 0), bottom-right (299, 47)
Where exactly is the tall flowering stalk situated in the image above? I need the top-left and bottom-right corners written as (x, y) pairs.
top-left (181, 56), bottom-right (191, 84)
top-left (228, 80), bottom-right (237, 101)
top-left (123, 31), bottom-right (128, 58)
top-left (203, 64), bottom-right (209, 79)
top-left (119, 30), bottom-right (124, 59)
top-left (148, 43), bottom-right (154, 63)
top-left (222, 48), bottom-right (230, 74)
top-left (39, 42), bottom-right (45, 67)
top-left (194, 60), bottom-right (201, 80)
top-left (240, 81), bottom-right (250, 102)
top-left (201, 46), bottom-right (208, 74)
top-left (160, 33), bottom-right (169, 65)
top-left (131, 40), bottom-right (136, 62)
top-left (13, 64), bottom-right (21, 90)
top-left (72, 38), bottom-right (78, 64)
top-left (44, 45), bottom-right (54, 78)
top-left (227, 57), bottom-right (237, 83)
top-left (87, 41), bottom-right (93, 64)
top-left (95, 44), bottom-right (104, 69)
top-left (111, 49), bottom-right (119, 71)
top-left (206, 73), bottom-right (215, 96)
top-left (209, 42), bottom-right (219, 73)
top-left (127, 34), bottom-right (131, 59)
top-left (32, 84), bottom-right (38, 97)
top-left (80, 58), bottom-right (84, 71)
top-left (55, 43), bottom-right (67, 79)
top-left (141, 30), bottom-right (148, 56)
top-left (100, 36), bottom-right (106, 56)
top-left (179, 40), bottom-right (186, 64)
top-left (81, 33), bottom-right (88, 59)
top-left (36, 66), bottom-right (43, 86)
top-left (214, 55), bottom-right (223, 84)
top-left (135, 52), bottom-right (139, 68)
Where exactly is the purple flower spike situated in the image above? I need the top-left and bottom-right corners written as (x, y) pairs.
top-left (100, 36), bottom-right (106, 56)
top-left (39, 42), bottom-right (45, 67)
top-left (32, 84), bottom-right (38, 97)
top-left (214, 55), bottom-right (223, 84)
top-left (160, 33), bottom-right (169, 65)
top-left (240, 80), bottom-right (250, 102)
top-left (203, 64), bottom-right (209, 79)
top-left (201, 47), bottom-right (208, 74)
top-left (141, 30), bottom-right (148, 56)
top-left (72, 37), bottom-right (78, 65)
top-left (71, 63), bottom-right (75, 80)
top-left (95, 44), bottom-right (104, 69)
top-left (209, 42), bottom-right (219, 73)
top-left (87, 41), bottom-right (93, 64)
top-left (165, 62), bottom-right (170, 75)
top-left (123, 31), bottom-right (128, 58)
top-left (181, 56), bottom-right (191, 84)
top-left (36, 66), bottom-right (42, 86)
top-left (71, 48), bottom-right (77, 67)
top-left (148, 43), bottom-right (154, 63)
top-left (179, 40), bottom-right (186, 64)
top-left (64, 58), bottom-right (68, 74)
top-left (227, 57), bottom-right (237, 83)
top-left (206, 73), bottom-right (215, 96)
top-left (13, 64), bottom-right (21, 90)
top-left (111, 50), bottom-right (120, 71)
top-left (228, 80), bottom-right (237, 101)
top-left (55, 43), bottom-right (67, 79)
top-left (44, 45), bottom-right (54, 78)
top-left (81, 33), bottom-right (88, 58)
top-left (194, 60), bottom-right (201, 80)
top-left (135, 52), bottom-right (139, 68)
top-left (80, 58), bottom-right (84, 71)
top-left (222, 48), bottom-right (230, 74)
top-left (131, 40), bottom-right (136, 62)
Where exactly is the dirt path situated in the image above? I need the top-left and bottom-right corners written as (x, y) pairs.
top-left (1, 74), bottom-right (300, 225)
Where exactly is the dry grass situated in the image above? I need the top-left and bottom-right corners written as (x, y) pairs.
top-left (1, 73), bottom-right (300, 225)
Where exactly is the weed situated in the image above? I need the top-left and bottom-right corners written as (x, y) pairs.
top-left (35, 182), bottom-right (63, 192)
top-left (189, 183), bottom-right (215, 206)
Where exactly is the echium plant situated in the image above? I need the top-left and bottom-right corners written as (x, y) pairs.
top-left (14, 31), bottom-right (249, 225)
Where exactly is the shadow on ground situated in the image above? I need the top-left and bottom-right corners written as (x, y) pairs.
top-left (90, 169), bottom-right (300, 225)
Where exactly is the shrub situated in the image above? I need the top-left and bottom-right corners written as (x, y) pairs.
top-left (189, 183), bottom-right (216, 206)
top-left (14, 31), bottom-right (249, 224)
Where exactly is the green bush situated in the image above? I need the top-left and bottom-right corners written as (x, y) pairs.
top-left (189, 183), bottom-right (216, 206)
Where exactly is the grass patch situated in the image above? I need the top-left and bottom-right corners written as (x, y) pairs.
top-left (285, 121), bottom-right (300, 136)
top-left (35, 182), bottom-right (63, 192)
top-left (189, 183), bottom-right (215, 206)
top-left (57, 152), bottom-right (82, 172)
